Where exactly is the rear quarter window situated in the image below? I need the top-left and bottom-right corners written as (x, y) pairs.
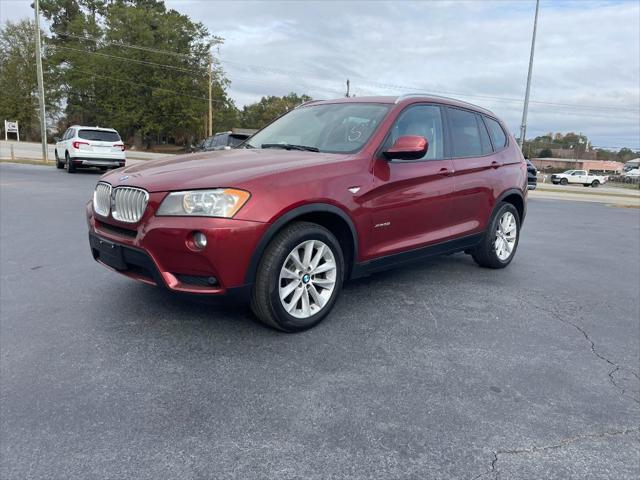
top-left (484, 117), bottom-right (507, 150)
top-left (78, 129), bottom-right (121, 142)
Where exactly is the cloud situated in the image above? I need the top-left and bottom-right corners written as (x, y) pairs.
top-left (3, 0), bottom-right (638, 147)
top-left (167, 0), bottom-right (639, 147)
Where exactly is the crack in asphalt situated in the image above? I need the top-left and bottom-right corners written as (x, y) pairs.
top-left (471, 428), bottom-right (639, 479)
top-left (470, 295), bottom-right (640, 479)
top-left (519, 297), bottom-right (640, 405)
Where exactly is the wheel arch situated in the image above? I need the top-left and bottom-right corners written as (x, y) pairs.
top-left (244, 203), bottom-right (359, 285)
top-left (496, 188), bottom-right (526, 224)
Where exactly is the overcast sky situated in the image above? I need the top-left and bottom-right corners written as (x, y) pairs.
top-left (2, 0), bottom-right (639, 148)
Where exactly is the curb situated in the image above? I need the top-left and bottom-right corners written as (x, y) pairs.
top-left (1, 158), bottom-right (55, 166)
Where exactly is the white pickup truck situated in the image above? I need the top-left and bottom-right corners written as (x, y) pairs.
top-left (550, 170), bottom-right (608, 188)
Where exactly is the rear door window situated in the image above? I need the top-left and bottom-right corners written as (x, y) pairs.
top-left (447, 108), bottom-right (483, 157)
top-left (484, 117), bottom-right (507, 150)
top-left (216, 134), bottom-right (228, 147)
top-left (203, 137), bottom-right (215, 149)
top-left (78, 129), bottom-right (121, 142)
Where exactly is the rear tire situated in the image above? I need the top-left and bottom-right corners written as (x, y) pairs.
top-left (65, 152), bottom-right (75, 173)
top-left (471, 202), bottom-right (520, 269)
top-left (591, 180), bottom-right (600, 187)
top-left (251, 222), bottom-right (344, 332)
top-left (55, 151), bottom-right (63, 169)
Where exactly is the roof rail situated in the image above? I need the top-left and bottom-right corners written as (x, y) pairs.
top-left (295, 99), bottom-right (322, 109)
top-left (394, 93), bottom-right (483, 110)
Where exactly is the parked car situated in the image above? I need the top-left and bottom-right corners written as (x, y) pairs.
top-left (55, 126), bottom-right (125, 173)
top-left (624, 168), bottom-right (640, 178)
top-left (87, 95), bottom-right (527, 332)
top-left (526, 159), bottom-right (537, 190)
top-left (550, 169), bottom-right (607, 187)
top-left (195, 129), bottom-right (258, 152)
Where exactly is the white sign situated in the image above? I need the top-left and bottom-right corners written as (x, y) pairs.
top-left (4, 120), bottom-right (19, 141)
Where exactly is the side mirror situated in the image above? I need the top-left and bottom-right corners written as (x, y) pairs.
top-left (383, 135), bottom-right (428, 160)
top-left (53, 136), bottom-right (60, 142)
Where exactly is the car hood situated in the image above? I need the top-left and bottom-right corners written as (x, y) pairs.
top-left (102, 148), bottom-right (354, 192)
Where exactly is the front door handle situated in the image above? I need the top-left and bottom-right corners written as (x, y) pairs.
top-left (491, 161), bottom-right (502, 169)
top-left (438, 167), bottom-right (454, 176)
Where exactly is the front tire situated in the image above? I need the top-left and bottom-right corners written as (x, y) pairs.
top-left (65, 152), bottom-right (75, 173)
top-left (560, 178), bottom-right (568, 185)
top-left (251, 222), bottom-right (344, 332)
top-left (471, 202), bottom-right (520, 269)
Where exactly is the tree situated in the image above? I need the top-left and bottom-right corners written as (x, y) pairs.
top-left (616, 148), bottom-right (639, 162)
top-left (538, 148), bottom-right (552, 158)
top-left (39, 0), bottom-right (235, 147)
top-left (0, 20), bottom-right (61, 141)
top-left (240, 93), bottom-right (311, 129)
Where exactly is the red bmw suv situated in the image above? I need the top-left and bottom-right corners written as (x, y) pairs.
top-left (87, 94), bottom-right (527, 331)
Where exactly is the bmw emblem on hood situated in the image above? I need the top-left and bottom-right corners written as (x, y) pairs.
top-left (119, 175), bottom-right (129, 181)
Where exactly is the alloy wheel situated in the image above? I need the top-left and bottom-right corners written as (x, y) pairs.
top-left (494, 211), bottom-right (517, 261)
top-left (278, 239), bottom-right (337, 319)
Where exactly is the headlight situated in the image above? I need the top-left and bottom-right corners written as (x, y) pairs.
top-left (156, 189), bottom-right (250, 218)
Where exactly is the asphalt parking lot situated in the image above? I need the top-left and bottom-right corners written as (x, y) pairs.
top-left (1, 163), bottom-right (638, 479)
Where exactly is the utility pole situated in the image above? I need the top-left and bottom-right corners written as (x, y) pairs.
top-left (345, 79), bottom-right (350, 98)
top-left (34, 0), bottom-right (47, 161)
top-left (208, 53), bottom-right (213, 137)
top-left (518, 0), bottom-right (540, 149)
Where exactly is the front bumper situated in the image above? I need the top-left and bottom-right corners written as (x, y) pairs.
top-left (86, 201), bottom-right (268, 297)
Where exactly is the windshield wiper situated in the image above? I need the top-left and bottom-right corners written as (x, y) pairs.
top-left (261, 143), bottom-right (319, 152)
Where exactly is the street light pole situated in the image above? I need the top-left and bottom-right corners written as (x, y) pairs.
top-left (518, 0), bottom-right (540, 149)
top-left (34, 0), bottom-right (48, 162)
top-left (208, 53), bottom-right (213, 137)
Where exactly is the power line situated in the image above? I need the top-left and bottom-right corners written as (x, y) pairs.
top-left (55, 31), bottom-right (205, 61)
top-left (44, 59), bottom-right (228, 105)
top-left (221, 61), bottom-right (639, 114)
top-left (48, 44), bottom-right (205, 74)
top-left (42, 57), bottom-right (632, 121)
top-left (56, 32), bottom-right (639, 114)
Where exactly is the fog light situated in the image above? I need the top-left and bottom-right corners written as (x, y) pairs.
top-left (193, 231), bottom-right (207, 249)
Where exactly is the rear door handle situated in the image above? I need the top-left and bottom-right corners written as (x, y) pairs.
top-left (438, 167), bottom-right (454, 176)
top-left (491, 161), bottom-right (502, 169)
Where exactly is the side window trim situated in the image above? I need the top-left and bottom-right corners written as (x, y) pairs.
top-left (376, 102), bottom-right (447, 163)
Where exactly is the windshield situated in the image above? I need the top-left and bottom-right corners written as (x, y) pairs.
top-left (78, 129), bottom-right (121, 142)
top-left (246, 103), bottom-right (391, 153)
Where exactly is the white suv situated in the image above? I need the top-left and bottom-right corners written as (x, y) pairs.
top-left (55, 126), bottom-right (126, 173)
